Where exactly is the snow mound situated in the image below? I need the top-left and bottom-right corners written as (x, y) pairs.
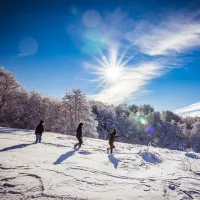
top-left (185, 152), bottom-right (200, 159)
top-left (140, 151), bottom-right (162, 164)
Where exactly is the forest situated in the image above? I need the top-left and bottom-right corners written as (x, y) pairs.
top-left (1, 67), bottom-right (200, 152)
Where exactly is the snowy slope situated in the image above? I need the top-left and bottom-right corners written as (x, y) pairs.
top-left (1, 127), bottom-right (200, 200)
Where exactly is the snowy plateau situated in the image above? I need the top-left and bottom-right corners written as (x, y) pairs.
top-left (0, 127), bottom-right (200, 200)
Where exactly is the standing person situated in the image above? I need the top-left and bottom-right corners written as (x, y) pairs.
top-left (74, 123), bottom-right (83, 148)
top-left (107, 129), bottom-right (118, 154)
top-left (35, 120), bottom-right (44, 143)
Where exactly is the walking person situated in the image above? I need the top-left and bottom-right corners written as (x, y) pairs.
top-left (74, 123), bottom-right (83, 148)
top-left (107, 129), bottom-right (118, 154)
top-left (35, 120), bottom-right (44, 143)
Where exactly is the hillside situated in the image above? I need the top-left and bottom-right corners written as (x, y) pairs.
top-left (0, 127), bottom-right (200, 200)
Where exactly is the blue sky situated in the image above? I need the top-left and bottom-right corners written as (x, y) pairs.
top-left (1, 0), bottom-right (200, 111)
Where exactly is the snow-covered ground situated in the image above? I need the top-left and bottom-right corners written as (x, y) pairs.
top-left (1, 127), bottom-right (200, 200)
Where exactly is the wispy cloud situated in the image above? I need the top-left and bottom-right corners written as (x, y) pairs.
top-left (174, 102), bottom-right (200, 117)
top-left (127, 11), bottom-right (200, 56)
top-left (82, 9), bottom-right (200, 104)
top-left (94, 63), bottom-right (164, 104)
top-left (89, 60), bottom-right (167, 104)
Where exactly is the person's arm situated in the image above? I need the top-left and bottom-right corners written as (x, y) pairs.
top-left (42, 125), bottom-right (44, 133)
top-left (115, 133), bottom-right (119, 137)
top-left (80, 128), bottom-right (83, 137)
top-left (35, 125), bottom-right (39, 133)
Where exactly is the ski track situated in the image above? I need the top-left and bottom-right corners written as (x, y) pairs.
top-left (1, 127), bottom-right (200, 200)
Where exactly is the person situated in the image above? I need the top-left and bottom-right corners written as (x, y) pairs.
top-left (35, 120), bottom-right (44, 143)
top-left (107, 129), bottom-right (118, 154)
top-left (74, 123), bottom-right (83, 148)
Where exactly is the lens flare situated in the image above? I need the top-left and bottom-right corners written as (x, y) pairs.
top-left (19, 37), bottom-right (38, 56)
top-left (138, 116), bottom-right (148, 125)
top-left (82, 29), bottom-right (106, 55)
top-left (81, 41), bottom-right (102, 55)
top-left (69, 5), bottom-right (78, 15)
top-left (145, 125), bottom-right (154, 135)
top-left (82, 10), bottom-right (101, 28)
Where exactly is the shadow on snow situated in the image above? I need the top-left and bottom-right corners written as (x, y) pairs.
top-left (108, 154), bottom-right (119, 169)
top-left (78, 150), bottom-right (92, 155)
top-left (0, 143), bottom-right (35, 152)
top-left (53, 148), bottom-right (79, 165)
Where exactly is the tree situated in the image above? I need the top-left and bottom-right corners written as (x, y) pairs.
top-left (0, 67), bottom-right (27, 127)
top-left (191, 121), bottom-right (200, 137)
top-left (22, 91), bottom-right (45, 129)
top-left (91, 101), bottom-right (116, 139)
top-left (0, 67), bottom-right (24, 112)
top-left (161, 110), bottom-right (180, 123)
top-left (138, 104), bottom-right (154, 115)
top-left (62, 89), bottom-right (98, 138)
top-left (128, 104), bottom-right (139, 114)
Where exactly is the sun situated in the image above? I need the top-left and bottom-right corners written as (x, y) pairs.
top-left (105, 65), bottom-right (121, 82)
top-left (90, 45), bottom-right (129, 87)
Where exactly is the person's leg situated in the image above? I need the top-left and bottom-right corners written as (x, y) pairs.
top-left (78, 137), bottom-right (83, 148)
top-left (74, 142), bottom-right (79, 148)
top-left (110, 144), bottom-right (113, 153)
top-left (35, 134), bottom-right (39, 143)
top-left (74, 136), bottom-right (80, 148)
top-left (110, 147), bottom-right (113, 153)
top-left (39, 135), bottom-right (42, 143)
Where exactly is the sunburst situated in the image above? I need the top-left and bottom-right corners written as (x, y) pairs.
top-left (91, 44), bottom-right (134, 88)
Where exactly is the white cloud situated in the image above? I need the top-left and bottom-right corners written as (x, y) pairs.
top-left (181, 111), bottom-right (200, 117)
top-left (127, 12), bottom-right (200, 56)
top-left (93, 62), bottom-right (166, 105)
top-left (84, 10), bottom-right (200, 104)
top-left (174, 102), bottom-right (200, 117)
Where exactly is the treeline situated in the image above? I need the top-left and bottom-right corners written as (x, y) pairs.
top-left (1, 67), bottom-right (200, 151)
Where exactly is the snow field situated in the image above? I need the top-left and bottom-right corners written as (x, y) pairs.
top-left (1, 127), bottom-right (200, 200)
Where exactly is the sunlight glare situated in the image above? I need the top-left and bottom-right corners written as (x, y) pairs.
top-left (105, 65), bottom-right (121, 82)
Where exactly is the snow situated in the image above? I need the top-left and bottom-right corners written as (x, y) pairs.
top-left (185, 152), bottom-right (200, 159)
top-left (140, 151), bottom-right (162, 164)
top-left (1, 127), bottom-right (200, 200)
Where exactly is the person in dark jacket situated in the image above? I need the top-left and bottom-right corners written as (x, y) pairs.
top-left (35, 120), bottom-right (44, 143)
top-left (74, 123), bottom-right (83, 148)
top-left (107, 129), bottom-right (118, 154)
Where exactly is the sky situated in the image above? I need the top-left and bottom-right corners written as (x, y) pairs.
top-left (1, 0), bottom-right (200, 112)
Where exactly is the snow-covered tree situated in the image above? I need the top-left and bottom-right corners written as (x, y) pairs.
top-left (128, 104), bottom-right (139, 114)
top-left (91, 101), bottom-right (117, 139)
top-left (41, 97), bottom-right (62, 132)
top-left (138, 104), bottom-right (154, 115)
top-left (161, 110), bottom-right (180, 123)
top-left (191, 121), bottom-right (200, 137)
top-left (62, 89), bottom-right (98, 138)
top-left (0, 67), bottom-right (27, 127)
top-left (1, 67), bottom-right (200, 151)
top-left (0, 67), bottom-right (24, 112)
